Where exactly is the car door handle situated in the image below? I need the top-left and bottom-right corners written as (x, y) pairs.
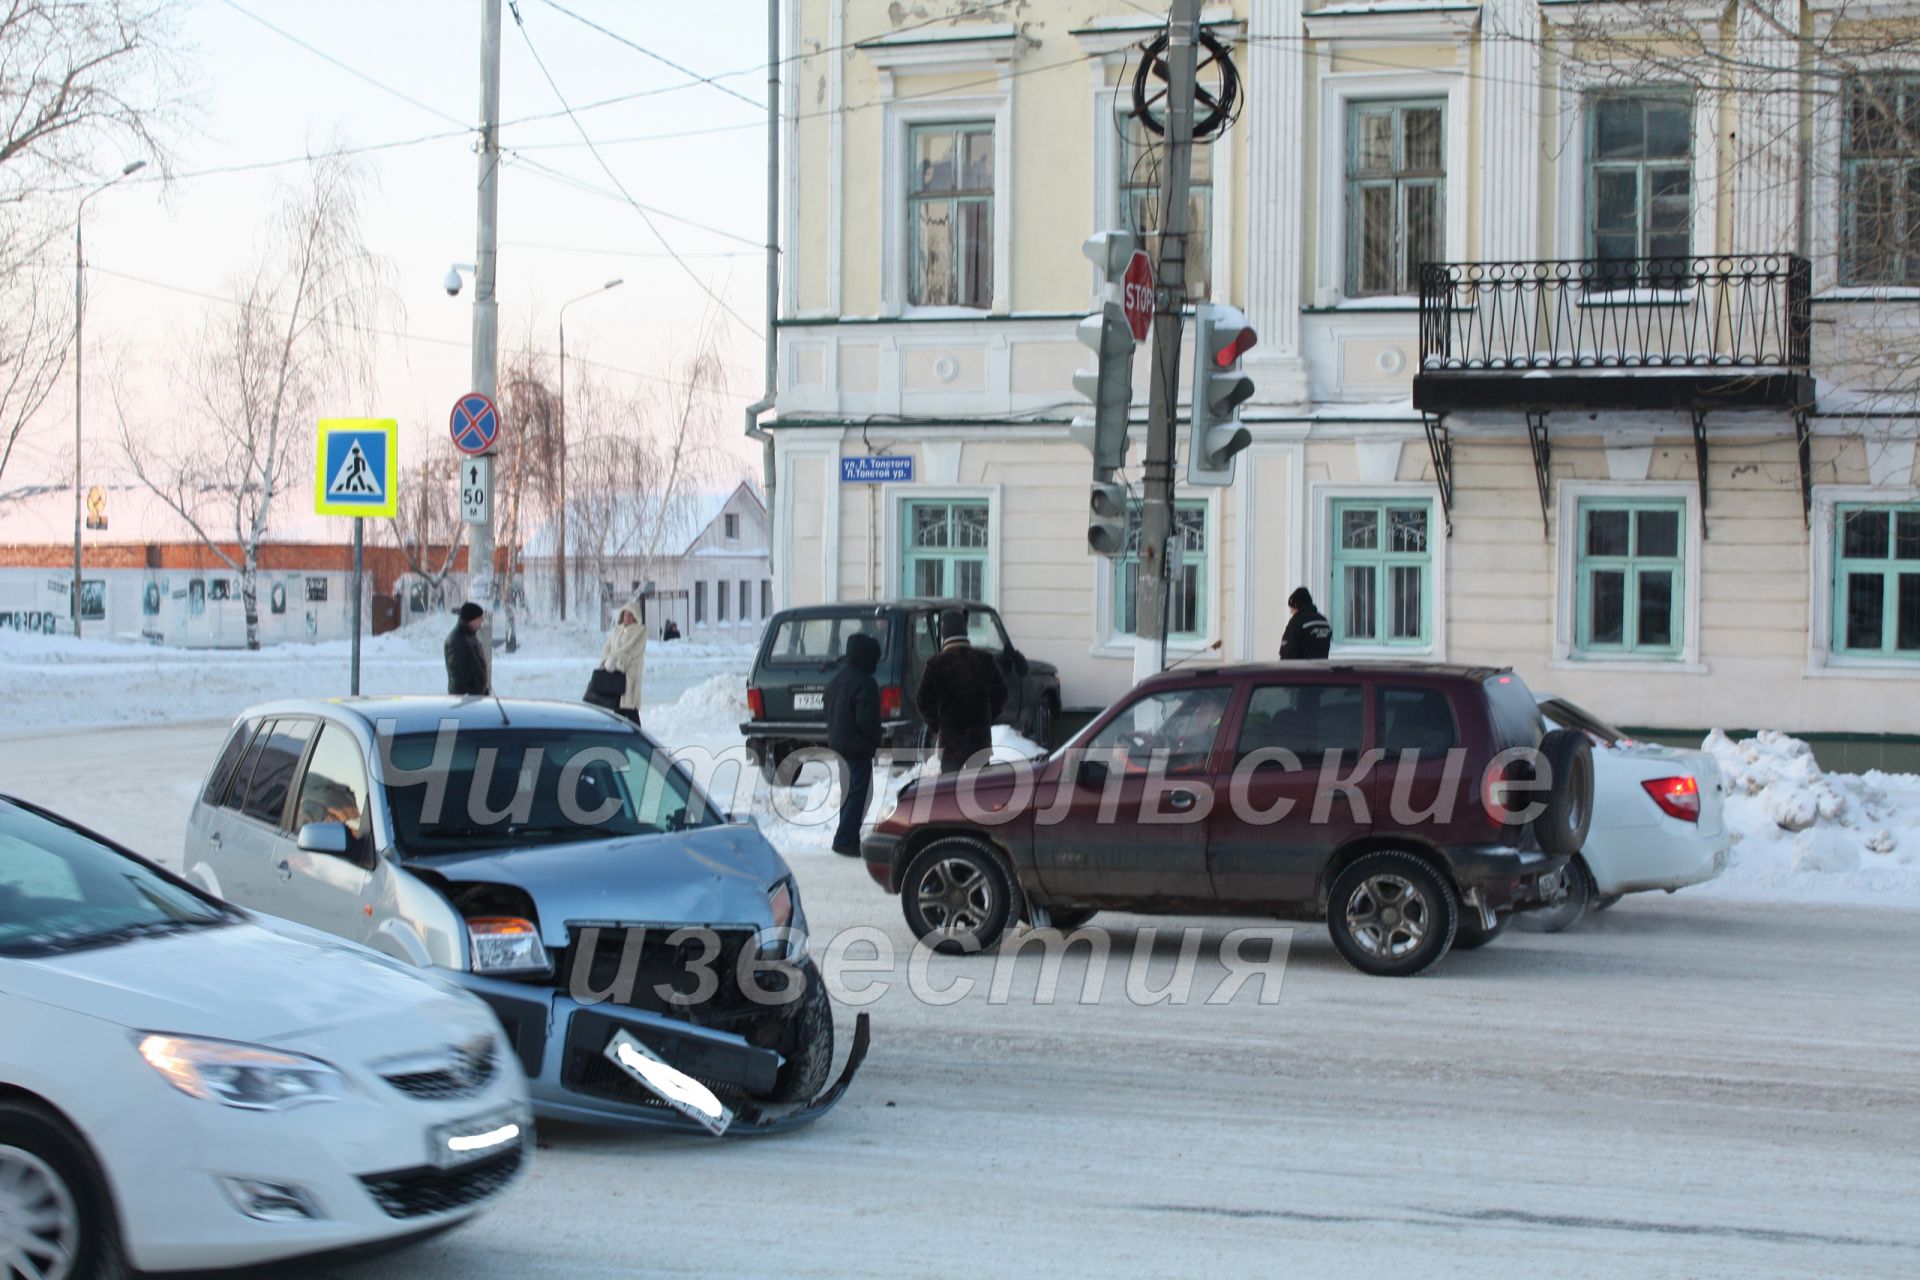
top-left (275, 860), bottom-right (292, 881)
top-left (207, 831), bottom-right (222, 848)
top-left (1166, 789), bottom-right (1198, 812)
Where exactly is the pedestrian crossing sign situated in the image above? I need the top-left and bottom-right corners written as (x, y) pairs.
top-left (314, 418), bottom-right (399, 518)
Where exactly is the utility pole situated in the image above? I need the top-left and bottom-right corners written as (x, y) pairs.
top-left (1134, 0), bottom-right (1201, 683)
top-left (557, 277), bottom-right (622, 623)
top-left (469, 0), bottom-right (502, 660)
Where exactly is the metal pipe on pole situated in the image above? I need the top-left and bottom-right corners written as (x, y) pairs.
top-left (1133, 0), bottom-right (1201, 683)
top-left (350, 517), bottom-right (363, 694)
top-left (743, 0), bottom-right (779, 576)
top-left (470, 0), bottom-right (502, 668)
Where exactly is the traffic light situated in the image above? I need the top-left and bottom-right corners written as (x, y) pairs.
top-left (1088, 481), bottom-right (1129, 558)
top-left (1069, 231), bottom-right (1140, 480)
top-left (1188, 303), bottom-right (1256, 486)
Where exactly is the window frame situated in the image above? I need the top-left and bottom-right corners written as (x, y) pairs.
top-left (1343, 98), bottom-right (1448, 299)
top-left (1830, 500), bottom-right (1920, 660)
top-left (1840, 74), bottom-right (1920, 286)
top-left (1110, 497), bottom-right (1210, 644)
top-left (1328, 497), bottom-right (1435, 650)
top-left (1583, 88), bottom-right (1695, 268)
top-left (1572, 497), bottom-right (1688, 659)
top-left (1115, 105), bottom-right (1216, 302)
top-left (899, 496), bottom-right (993, 603)
top-left (694, 581), bottom-right (707, 625)
top-left (904, 120), bottom-right (997, 311)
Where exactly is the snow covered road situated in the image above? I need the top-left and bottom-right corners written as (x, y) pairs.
top-left (2, 721), bottom-right (1917, 1278)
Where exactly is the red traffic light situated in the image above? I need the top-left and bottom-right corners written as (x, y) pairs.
top-left (1213, 324), bottom-right (1258, 369)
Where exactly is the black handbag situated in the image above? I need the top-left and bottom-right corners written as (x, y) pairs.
top-left (584, 668), bottom-right (626, 708)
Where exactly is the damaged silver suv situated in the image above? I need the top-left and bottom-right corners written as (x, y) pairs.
top-left (182, 696), bottom-right (866, 1135)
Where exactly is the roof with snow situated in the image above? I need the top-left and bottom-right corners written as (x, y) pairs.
top-left (522, 481), bottom-right (765, 561)
top-left (0, 483), bottom-right (356, 548)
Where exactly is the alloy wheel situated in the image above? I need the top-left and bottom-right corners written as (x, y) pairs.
top-left (0, 1145), bottom-right (79, 1280)
top-left (915, 856), bottom-right (997, 936)
top-left (1344, 873), bottom-right (1431, 961)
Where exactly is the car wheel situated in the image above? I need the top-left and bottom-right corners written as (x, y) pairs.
top-left (0, 1102), bottom-right (124, 1280)
top-left (766, 959), bottom-right (835, 1105)
top-left (1452, 909), bottom-right (1510, 950)
top-left (902, 837), bottom-right (1015, 954)
top-left (1042, 906), bottom-right (1097, 931)
top-left (1529, 729), bottom-right (1595, 861)
top-left (1517, 855), bottom-right (1593, 934)
top-left (1326, 851), bottom-right (1458, 977)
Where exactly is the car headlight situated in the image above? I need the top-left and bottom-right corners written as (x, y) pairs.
top-left (767, 879), bottom-right (795, 931)
top-left (137, 1035), bottom-right (342, 1110)
top-left (467, 916), bottom-right (551, 975)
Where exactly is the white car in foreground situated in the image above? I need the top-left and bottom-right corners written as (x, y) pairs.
top-left (0, 794), bottom-right (528, 1278)
top-left (1524, 696), bottom-right (1732, 931)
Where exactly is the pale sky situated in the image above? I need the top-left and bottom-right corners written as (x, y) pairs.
top-left (14, 0), bottom-right (771, 492)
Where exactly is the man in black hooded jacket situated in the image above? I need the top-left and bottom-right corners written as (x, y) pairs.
top-left (825, 631), bottom-right (884, 855)
top-left (915, 608), bottom-right (1007, 773)
top-left (1279, 587), bottom-right (1333, 660)
top-left (446, 602), bottom-right (491, 695)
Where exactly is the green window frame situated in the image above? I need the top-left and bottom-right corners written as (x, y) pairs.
top-left (901, 499), bottom-right (989, 602)
top-left (1586, 91), bottom-right (1692, 273)
top-left (1841, 75), bottom-right (1920, 286)
top-left (1120, 109), bottom-right (1212, 300)
top-left (1575, 498), bottom-right (1686, 658)
top-left (1114, 499), bottom-right (1207, 640)
top-left (907, 122), bottom-right (994, 309)
top-left (1345, 99), bottom-right (1446, 297)
top-left (1832, 503), bottom-right (1920, 659)
top-left (1330, 499), bottom-right (1433, 647)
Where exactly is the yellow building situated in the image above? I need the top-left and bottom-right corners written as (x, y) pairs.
top-left (769, 0), bottom-right (1920, 752)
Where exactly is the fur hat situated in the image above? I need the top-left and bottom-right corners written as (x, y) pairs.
top-left (939, 608), bottom-right (968, 642)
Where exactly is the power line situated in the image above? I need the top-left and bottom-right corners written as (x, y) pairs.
top-left (506, 153), bottom-right (764, 249)
top-left (216, 0), bottom-right (469, 129)
top-left (505, 1), bottom-right (762, 336)
top-left (537, 0), bottom-right (762, 110)
top-left (502, 238), bottom-right (754, 259)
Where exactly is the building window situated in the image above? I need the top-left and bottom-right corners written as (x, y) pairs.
top-left (739, 579), bottom-right (751, 621)
top-left (1575, 499), bottom-right (1686, 657)
top-left (761, 579), bottom-right (771, 617)
top-left (1833, 503), bottom-right (1920, 658)
top-left (694, 581), bottom-right (706, 624)
top-left (716, 578), bottom-right (729, 623)
top-left (1120, 111), bottom-right (1211, 299)
top-left (1114, 500), bottom-right (1207, 640)
top-left (1841, 75), bottom-right (1920, 285)
top-left (1345, 100), bottom-right (1444, 297)
top-left (908, 122), bottom-right (994, 308)
top-left (724, 512), bottom-right (739, 540)
top-left (1330, 500), bottom-right (1432, 647)
top-left (1587, 92), bottom-right (1692, 274)
top-left (902, 499), bottom-right (989, 601)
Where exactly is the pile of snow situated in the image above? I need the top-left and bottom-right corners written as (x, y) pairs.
top-left (1697, 729), bottom-right (1920, 905)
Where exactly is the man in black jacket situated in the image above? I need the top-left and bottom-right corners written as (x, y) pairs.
top-left (446, 602), bottom-right (491, 696)
top-left (915, 608), bottom-right (1007, 774)
top-left (825, 631), bottom-right (883, 856)
top-left (1279, 587), bottom-right (1333, 660)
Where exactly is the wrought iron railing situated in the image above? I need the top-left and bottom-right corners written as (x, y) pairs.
top-left (1417, 255), bottom-right (1811, 373)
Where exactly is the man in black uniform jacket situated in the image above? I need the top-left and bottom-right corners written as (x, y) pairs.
top-left (915, 608), bottom-right (1007, 774)
top-left (825, 631), bottom-right (884, 856)
top-left (1279, 587), bottom-right (1333, 660)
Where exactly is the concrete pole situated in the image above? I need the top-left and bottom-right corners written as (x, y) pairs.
top-left (1133, 0), bottom-right (1201, 683)
top-left (557, 314), bottom-right (567, 622)
top-left (71, 213), bottom-right (85, 639)
top-left (742, 0), bottom-right (779, 577)
top-left (470, 0), bottom-right (502, 668)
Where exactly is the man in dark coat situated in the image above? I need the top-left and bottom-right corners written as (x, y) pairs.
top-left (446, 602), bottom-right (491, 696)
top-left (1279, 587), bottom-right (1333, 660)
top-left (825, 631), bottom-right (884, 856)
top-left (915, 608), bottom-right (1007, 774)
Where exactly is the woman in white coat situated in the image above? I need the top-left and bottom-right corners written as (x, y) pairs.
top-left (599, 595), bottom-right (648, 723)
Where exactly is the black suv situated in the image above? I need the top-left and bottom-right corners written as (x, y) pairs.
top-left (743, 600), bottom-right (1062, 780)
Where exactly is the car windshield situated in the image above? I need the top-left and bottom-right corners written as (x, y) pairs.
top-left (382, 729), bottom-right (721, 854)
top-left (1539, 697), bottom-right (1627, 746)
top-left (0, 804), bottom-right (232, 957)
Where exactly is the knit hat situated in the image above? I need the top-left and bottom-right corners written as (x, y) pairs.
top-left (1287, 587), bottom-right (1314, 610)
top-left (457, 602), bottom-right (485, 623)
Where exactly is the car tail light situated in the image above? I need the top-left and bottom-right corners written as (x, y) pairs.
top-left (880, 685), bottom-right (902, 718)
top-left (1642, 776), bottom-right (1701, 822)
top-left (747, 686), bottom-right (765, 720)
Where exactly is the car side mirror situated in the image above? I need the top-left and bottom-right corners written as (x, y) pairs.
top-left (296, 821), bottom-right (351, 857)
top-left (1076, 758), bottom-right (1108, 790)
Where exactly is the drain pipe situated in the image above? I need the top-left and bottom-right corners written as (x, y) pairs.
top-left (745, 0), bottom-right (779, 569)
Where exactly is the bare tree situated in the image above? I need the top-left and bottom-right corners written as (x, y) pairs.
top-left (383, 438), bottom-right (463, 619)
top-left (0, 257), bottom-right (67, 483)
top-left (120, 154), bottom-right (388, 649)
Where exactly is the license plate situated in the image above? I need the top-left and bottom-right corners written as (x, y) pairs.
top-left (430, 1104), bottom-right (526, 1169)
top-left (793, 691), bottom-right (824, 711)
top-left (603, 1030), bottom-right (734, 1136)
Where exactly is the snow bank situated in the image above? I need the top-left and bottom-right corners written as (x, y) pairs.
top-left (1695, 729), bottom-right (1920, 906)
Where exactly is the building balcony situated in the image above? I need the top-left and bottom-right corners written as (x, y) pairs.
top-left (1413, 255), bottom-right (1815, 414)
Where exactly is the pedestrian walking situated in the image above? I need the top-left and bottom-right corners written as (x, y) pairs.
top-left (591, 595), bottom-right (648, 723)
top-left (824, 631), bottom-right (883, 856)
top-left (915, 608), bottom-right (1006, 774)
top-left (446, 602), bottom-right (491, 696)
top-left (1279, 587), bottom-right (1333, 660)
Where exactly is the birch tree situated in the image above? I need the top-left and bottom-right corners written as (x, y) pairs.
top-left (384, 438), bottom-right (463, 618)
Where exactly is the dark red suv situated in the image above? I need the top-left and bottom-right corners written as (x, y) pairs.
top-left (861, 662), bottom-right (1593, 977)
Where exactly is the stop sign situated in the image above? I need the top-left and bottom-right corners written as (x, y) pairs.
top-left (1121, 250), bottom-right (1155, 343)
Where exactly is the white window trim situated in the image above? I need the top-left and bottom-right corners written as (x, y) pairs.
top-left (1090, 70), bottom-right (1235, 306)
top-left (1549, 59), bottom-right (1721, 265)
top-left (1806, 482), bottom-right (1920, 674)
top-left (1552, 479), bottom-right (1705, 670)
top-left (1091, 488), bottom-right (1223, 659)
top-left (885, 484), bottom-right (1003, 609)
top-left (1310, 481), bottom-right (1449, 660)
top-left (1314, 70), bottom-right (1469, 309)
top-left (881, 93), bottom-right (1013, 319)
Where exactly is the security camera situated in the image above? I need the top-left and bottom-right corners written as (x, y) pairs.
top-left (444, 267), bottom-right (464, 297)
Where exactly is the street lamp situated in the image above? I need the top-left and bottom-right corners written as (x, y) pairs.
top-left (556, 277), bottom-right (623, 622)
top-left (72, 158), bottom-right (146, 639)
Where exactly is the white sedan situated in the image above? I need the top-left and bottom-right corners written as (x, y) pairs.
top-left (1523, 696), bottom-right (1733, 931)
top-left (0, 794), bottom-right (528, 1278)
